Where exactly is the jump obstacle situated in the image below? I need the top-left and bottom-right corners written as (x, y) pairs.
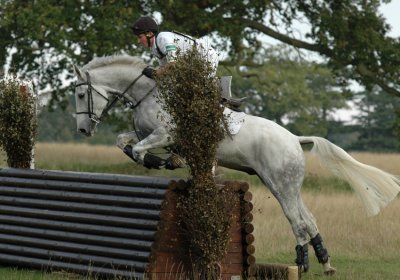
top-left (0, 168), bottom-right (298, 280)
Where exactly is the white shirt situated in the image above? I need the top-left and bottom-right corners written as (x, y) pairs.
top-left (151, 31), bottom-right (219, 74)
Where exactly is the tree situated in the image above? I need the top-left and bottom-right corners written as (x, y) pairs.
top-left (0, 0), bottom-right (143, 105)
top-left (37, 94), bottom-right (130, 145)
top-left (1, 1), bottom-right (399, 149)
top-left (148, 0), bottom-right (400, 99)
top-left (349, 87), bottom-right (400, 151)
top-left (2, 1), bottom-right (399, 100)
top-left (219, 45), bottom-right (350, 136)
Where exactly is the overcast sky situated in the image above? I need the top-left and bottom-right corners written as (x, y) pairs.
top-left (380, 1), bottom-right (400, 37)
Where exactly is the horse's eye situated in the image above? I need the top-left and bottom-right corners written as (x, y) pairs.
top-left (78, 93), bottom-right (85, 99)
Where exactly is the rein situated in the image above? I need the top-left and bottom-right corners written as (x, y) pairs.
top-left (75, 70), bottom-right (155, 124)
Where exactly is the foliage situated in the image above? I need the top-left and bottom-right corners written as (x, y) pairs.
top-left (0, 76), bottom-right (37, 168)
top-left (2, 1), bottom-right (398, 150)
top-left (156, 47), bottom-right (233, 277)
top-left (2, 0), bottom-right (400, 101)
top-left (348, 87), bottom-right (400, 151)
top-left (219, 45), bottom-right (351, 136)
top-left (176, 183), bottom-right (235, 279)
top-left (150, 0), bottom-right (400, 99)
top-left (156, 48), bottom-right (224, 179)
top-left (0, 0), bottom-right (143, 106)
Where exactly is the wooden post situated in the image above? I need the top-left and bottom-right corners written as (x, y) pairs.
top-left (254, 263), bottom-right (300, 280)
top-left (147, 181), bottom-right (256, 280)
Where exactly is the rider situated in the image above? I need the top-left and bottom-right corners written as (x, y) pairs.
top-left (131, 16), bottom-right (219, 79)
top-left (128, 16), bottom-right (241, 170)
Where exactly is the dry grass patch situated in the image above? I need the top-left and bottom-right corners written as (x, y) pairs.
top-left (252, 186), bottom-right (400, 261)
top-left (34, 142), bottom-right (130, 167)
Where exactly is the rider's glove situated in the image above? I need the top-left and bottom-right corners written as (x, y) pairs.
top-left (142, 66), bottom-right (156, 79)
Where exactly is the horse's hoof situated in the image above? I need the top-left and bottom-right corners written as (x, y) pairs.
top-left (323, 267), bottom-right (336, 276)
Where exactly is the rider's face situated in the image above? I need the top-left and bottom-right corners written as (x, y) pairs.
top-left (137, 32), bottom-right (153, 48)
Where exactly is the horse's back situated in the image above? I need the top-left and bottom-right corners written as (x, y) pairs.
top-left (233, 114), bottom-right (301, 152)
top-left (217, 114), bottom-right (305, 181)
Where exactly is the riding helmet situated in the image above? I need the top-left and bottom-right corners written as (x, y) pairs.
top-left (131, 16), bottom-right (159, 35)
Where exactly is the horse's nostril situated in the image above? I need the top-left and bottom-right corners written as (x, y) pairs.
top-left (79, 128), bottom-right (87, 134)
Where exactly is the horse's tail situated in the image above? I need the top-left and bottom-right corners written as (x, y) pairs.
top-left (298, 136), bottom-right (400, 216)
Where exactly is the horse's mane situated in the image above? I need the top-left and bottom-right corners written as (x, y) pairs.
top-left (82, 55), bottom-right (146, 71)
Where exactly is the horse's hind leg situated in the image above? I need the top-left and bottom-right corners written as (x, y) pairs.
top-left (261, 174), bottom-right (335, 274)
top-left (298, 199), bottom-right (336, 275)
top-left (272, 191), bottom-right (311, 273)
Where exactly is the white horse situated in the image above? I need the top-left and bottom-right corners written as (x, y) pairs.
top-left (73, 55), bottom-right (400, 275)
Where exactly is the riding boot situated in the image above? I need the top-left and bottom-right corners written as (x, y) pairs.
top-left (310, 233), bottom-right (330, 264)
top-left (295, 244), bottom-right (309, 272)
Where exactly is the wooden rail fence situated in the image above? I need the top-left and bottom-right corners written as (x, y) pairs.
top-left (0, 168), bottom-right (298, 280)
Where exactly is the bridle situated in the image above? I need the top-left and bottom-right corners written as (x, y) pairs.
top-left (75, 70), bottom-right (152, 124)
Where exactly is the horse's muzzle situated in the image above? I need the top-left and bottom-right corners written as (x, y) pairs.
top-left (79, 128), bottom-right (93, 137)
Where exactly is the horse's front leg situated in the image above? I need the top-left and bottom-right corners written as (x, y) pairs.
top-left (117, 127), bottom-right (174, 169)
top-left (116, 131), bottom-right (141, 151)
top-left (116, 131), bottom-right (143, 162)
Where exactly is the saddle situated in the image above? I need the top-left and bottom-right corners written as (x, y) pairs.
top-left (220, 76), bottom-right (246, 111)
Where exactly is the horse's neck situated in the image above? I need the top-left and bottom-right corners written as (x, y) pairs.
top-left (96, 64), bottom-right (154, 102)
top-left (121, 65), bottom-right (158, 101)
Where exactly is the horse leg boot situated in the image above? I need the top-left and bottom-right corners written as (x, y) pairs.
top-left (295, 243), bottom-right (309, 273)
top-left (117, 131), bottom-right (140, 162)
top-left (310, 233), bottom-right (336, 275)
top-left (123, 145), bottom-right (165, 169)
top-left (122, 145), bottom-right (136, 161)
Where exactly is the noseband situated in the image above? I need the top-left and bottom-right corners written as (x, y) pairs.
top-left (75, 71), bottom-right (145, 124)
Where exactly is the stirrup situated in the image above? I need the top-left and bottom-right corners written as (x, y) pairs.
top-left (220, 76), bottom-right (246, 111)
top-left (223, 97), bottom-right (247, 107)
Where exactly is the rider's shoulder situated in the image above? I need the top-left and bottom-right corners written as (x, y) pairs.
top-left (156, 32), bottom-right (175, 45)
top-left (157, 31), bottom-right (174, 39)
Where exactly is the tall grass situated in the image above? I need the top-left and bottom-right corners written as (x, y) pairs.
top-left (2, 143), bottom-right (398, 177)
top-left (252, 187), bottom-right (400, 279)
top-left (1, 143), bottom-right (400, 279)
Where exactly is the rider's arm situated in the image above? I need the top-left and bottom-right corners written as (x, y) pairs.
top-left (143, 32), bottom-right (178, 79)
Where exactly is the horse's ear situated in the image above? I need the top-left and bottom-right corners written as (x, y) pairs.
top-left (73, 65), bottom-right (84, 80)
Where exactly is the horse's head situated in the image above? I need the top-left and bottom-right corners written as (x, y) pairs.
top-left (73, 55), bottom-right (157, 137)
top-left (73, 65), bottom-right (110, 136)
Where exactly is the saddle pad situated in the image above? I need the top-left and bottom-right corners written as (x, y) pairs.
top-left (223, 107), bottom-right (246, 135)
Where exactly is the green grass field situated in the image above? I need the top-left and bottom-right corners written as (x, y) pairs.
top-left (1, 143), bottom-right (400, 279)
